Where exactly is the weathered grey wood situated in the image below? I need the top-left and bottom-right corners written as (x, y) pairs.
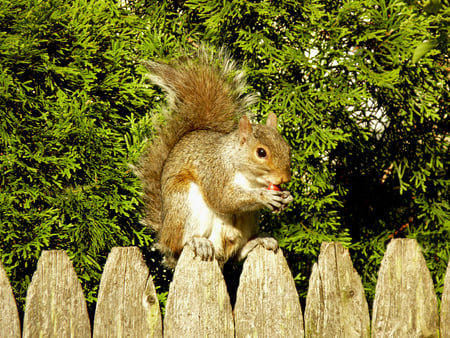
top-left (163, 245), bottom-right (234, 337)
top-left (22, 250), bottom-right (90, 338)
top-left (372, 238), bottom-right (439, 337)
top-left (0, 259), bottom-right (21, 337)
top-left (304, 242), bottom-right (370, 337)
top-left (234, 246), bottom-right (304, 338)
top-left (93, 247), bottom-right (162, 338)
top-left (441, 258), bottom-right (450, 337)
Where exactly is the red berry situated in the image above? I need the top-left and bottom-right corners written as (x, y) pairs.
top-left (267, 183), bottom-right (281, 191)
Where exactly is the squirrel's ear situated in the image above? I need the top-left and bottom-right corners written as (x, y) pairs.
top-left (239, 116), bottom-right (253, 145)
top-left (266, 112), bottom-right (278, 128)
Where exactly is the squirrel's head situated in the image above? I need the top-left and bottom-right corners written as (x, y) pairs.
top-left (238, 113), bottom-right (291, 187)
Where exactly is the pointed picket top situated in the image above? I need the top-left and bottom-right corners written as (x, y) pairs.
top-left (234, 246), bottom-right (304, 338)
top-left (22, 250), bottom-right (90, 337)
top-left (441, 257), bottom-right (450, 337)
top-left (0, 259), bottom-right (21, 338)
top-left (93, 246), bottom-right (162, 338)
top-left (164, 245), bottom-right (234, 337)
top-left (304, 242), bottom-right (370, 337)
top-left (372, 238), bottom-right (439, 337)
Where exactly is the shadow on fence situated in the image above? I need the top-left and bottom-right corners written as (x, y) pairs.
top-left (1, 238), bottom-right (450, 337)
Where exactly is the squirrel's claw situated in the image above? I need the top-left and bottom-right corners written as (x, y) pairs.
top-left (187, 237), bottom-right (215, 261)
top-left (260, 188), bottom-right (293, 212)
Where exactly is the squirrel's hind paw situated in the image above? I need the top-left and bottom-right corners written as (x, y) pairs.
top-left (253, 236), bottom-right (279, 252)
top-left (237, 236), bottom-right (279, 260)
top-left (187, 237), bottom-right (215, 261)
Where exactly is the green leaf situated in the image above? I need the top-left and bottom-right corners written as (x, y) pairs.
top-left (412, 40), bottom-right (438, 63)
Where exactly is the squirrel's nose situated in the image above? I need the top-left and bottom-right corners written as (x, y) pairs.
top-left (278, 171), bottom-right (291, 185)
top-left (281, 174), bottom-right (291, 184)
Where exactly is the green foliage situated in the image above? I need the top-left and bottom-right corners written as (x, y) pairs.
top-left (0, 0), bottom-right (157, 314)
top-left (0, 0), bottom-right (448, 314)
top-left (179, 0), bottom-right (449, 303)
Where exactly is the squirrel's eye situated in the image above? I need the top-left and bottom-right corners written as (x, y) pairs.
top-left (256, 147), bottom-right (267, 158)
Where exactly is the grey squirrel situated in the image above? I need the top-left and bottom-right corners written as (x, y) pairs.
top-left (135, 47), bottom-right (293, 268)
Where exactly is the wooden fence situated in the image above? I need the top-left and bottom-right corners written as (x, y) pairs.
top-left (1, 238), bottom-right (450, 337)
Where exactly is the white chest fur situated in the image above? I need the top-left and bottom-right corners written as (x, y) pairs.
top-left (185, 183), bottom-right (215, 238)
top-left (183, 181), bottom-right (255, 260)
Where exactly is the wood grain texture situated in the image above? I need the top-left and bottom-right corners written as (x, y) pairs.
top-left (234, 246), bottom-right (304, 338)
top-left (22, 250), bottom-right (90, 338)
top-left (304, 242), bottom-right (369, 337)
top-left (441, 258), bottom-right (450, 337)
top-left (0, 259), bottom-right (21, 337)
top-left (163, 245), bottom-right (234, 337)
top-left (372, 238), bottom-right (439, 338)
top-left (93, 247), bottom-right (162, 338)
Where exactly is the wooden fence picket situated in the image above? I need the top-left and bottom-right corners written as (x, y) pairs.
top-left (163, 245), bottom-right (234, 337)
top-left (22, 250), bottom-right (90, 338)
top-left (0, 259), bottom-right (21, 338)
top-left (234, 245), bottom-right (304, 338)
top-left (441, 258), bottom-right (450, 337)
top-left (93, 247), bottom-right (162, 338)
top-left (304, 242), bottom-right (370, 337)
top-left (371, 238), bottom-right (439, 337)
top-left (2, 238), bottom-right (450, 337)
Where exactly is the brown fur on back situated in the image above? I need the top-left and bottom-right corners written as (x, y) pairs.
top-left (135, 46), bottom-right (256, 232)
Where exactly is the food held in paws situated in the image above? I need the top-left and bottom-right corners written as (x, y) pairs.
top-left (267, 182), bottom-right (281, 191)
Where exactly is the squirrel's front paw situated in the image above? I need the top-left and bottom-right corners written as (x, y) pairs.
top-left (260, 189), bottom-right (294, 212)
top-left (187, 237), bottom-right (215, 261)
top-left (279, 190), bottom-right (293, 207)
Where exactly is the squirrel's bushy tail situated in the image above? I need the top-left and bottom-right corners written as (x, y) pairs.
top-left (136, 46), bottom-right (256, 232)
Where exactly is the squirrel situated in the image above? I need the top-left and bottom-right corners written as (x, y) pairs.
top-left (135, 46), bottom-right (293, 268)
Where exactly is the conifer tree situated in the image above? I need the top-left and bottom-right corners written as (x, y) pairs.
top-left (1, 0), bottom-right (448, 312)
